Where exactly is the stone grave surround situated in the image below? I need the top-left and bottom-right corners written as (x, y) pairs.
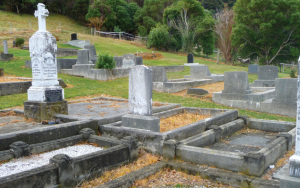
top-left (122, 65), bottom-right (160, 132)
top-left (0, 40), bottom-right (13, 61)
top-left (250, 65), bottom-right (278, 87)
top-left (24, 3), bottom-right (67, 122)
top-left (67, 33), bottom-right (90, 48)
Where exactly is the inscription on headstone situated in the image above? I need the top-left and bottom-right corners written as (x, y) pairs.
top-left (45, 89), bottom-right (62, 102)
top-left (71, 33), bottom-right (77, 41)
top-left (3, 40), bottom-right (8, 54)
top-left (187, 53), bottom-right (194, 63)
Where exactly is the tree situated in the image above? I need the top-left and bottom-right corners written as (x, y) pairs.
top-left (164, 0), bottom-right (215, 54)
top-left (214, 9), bottom-right (235, 62)
top-left (232, 0), bottom-right (300, 65)
top-left (147, 25), bottom-right (169, 50)
top-left (87, 16), bottom-right (107, 31)
top-left (3, 0), bottom-right (38, 14)
top-left (201, 0), bottom-right (224, 13)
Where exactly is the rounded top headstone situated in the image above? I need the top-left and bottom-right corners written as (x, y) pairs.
top-left (71, 33), bottom-right (77, 41)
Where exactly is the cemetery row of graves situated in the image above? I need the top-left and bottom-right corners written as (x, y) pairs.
top-left (0, 3), bottom-right (299, 188)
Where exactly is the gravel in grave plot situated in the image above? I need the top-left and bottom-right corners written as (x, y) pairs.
top-left (68, 100), bottom-right (129, 119)
top-left (208, 132), bottom-right (277, 154)
top-left (0, 145), bottom-right (103, 178)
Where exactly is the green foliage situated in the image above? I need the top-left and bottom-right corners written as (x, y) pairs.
top-left (95, 52), bottom-right (116, 69)
top-left (16, 37), bottom-right (24, 47)
top-left (114, 26), bottom-right (122, 32)
top-left (148, 25), bottom-right (169, 50)
top-left (232, 0), bottom-right (300, 65)
top-left (290, 70), bottom-right (297, 78)
top-left (201, 0), bottom-right (224, 13)
top-left (70, 0), bottom-right (89, 22)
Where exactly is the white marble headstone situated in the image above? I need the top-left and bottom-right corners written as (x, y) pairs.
top-left (3, 40), bottom-right (8, 54)
top-left (122, 54), bottom-right (135, 68)
top-left (129, 65), bottom-right (153, 116)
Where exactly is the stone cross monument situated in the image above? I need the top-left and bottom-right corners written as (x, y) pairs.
top-left (289, 56), bottom-right (300, 177)
top-left (24, 3), bottom-right (67, 122)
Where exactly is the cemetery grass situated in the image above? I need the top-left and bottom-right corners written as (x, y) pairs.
top-left (0, 33), bottom-right (295, 122)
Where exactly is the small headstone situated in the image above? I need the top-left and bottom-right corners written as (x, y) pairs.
top-left (0, 68), bottom-right (4, 76)
top-left (71, 33), bottom-right (77, 41)
top-left (76, 49), bottom-right (93, 64)
top-left (257, 65), bottom-right (278, 80)
top-left (22, 46), bottom-right (29, 50)
top-left (129, 65), bottom-right (153, 116)
top-left (248, 64), bottom-right (259, 74)
top-left (13, 41), bottom-right (16, 47)
top-left (122, 54), bottom-right (136, 68)
top-left (190, 65), bottom-right (209, 79)
top-left (3, 40), bottom-right (9, 54)
top-left (187, 53), bottom-right (194, 63)
top-left (151, 67), bottom-right (168, 82)
top-left (187, 88), bottom-right (208, 95)
top-left (222, 71), bottom-right (252, 94)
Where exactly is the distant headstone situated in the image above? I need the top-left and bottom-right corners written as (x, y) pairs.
top-left (187, 88), bottom-right (208, 95)
top-left (76, 49), bottom-right (93, 64)
top-left (129, 65), bottom-right (153, 116)
top-left (257, 65), bottom-right (278, 80)
top-left (84, 45), bottom-right (96, 57)
top-left (222, 71), bottom-right (252, 94)
top-left (190, 65), bottom-right (209, 79)
top-left (0, 68), bottom-right (4, 76)
top-left (187, 53), bottom-right (194, 63)
top-left (151, 67), bottom-right (168, 82)
top-left (13, 41), bottom-right (16, 47)
top-left (71, 33), bottom-right (77, 41)
top-left (3, 40), bottom-right (9, 54)
top-left (122, 54), bottom-right (136, 68)
top-left (248, 64), bottom-right (259, 74)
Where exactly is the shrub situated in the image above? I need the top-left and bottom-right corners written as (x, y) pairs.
top-left (16, 38), bottom-right (25, 47)
top-left (147, 25), bottom-right (169, 50)
top-left (95, 52), bottom-right (116, 69)
top-left (290, 70), bottom-right (297, 78)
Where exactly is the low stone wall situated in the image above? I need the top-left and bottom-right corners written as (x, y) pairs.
top-left (57, 48), bottom-right (78, 57)
top-left (149, 66), bottom-right (184, 72)
top-left (0, 79), bottom-right (67, 96)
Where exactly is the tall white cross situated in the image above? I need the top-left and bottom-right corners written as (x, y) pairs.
top-left (34, 3), bottom-right (49, 31)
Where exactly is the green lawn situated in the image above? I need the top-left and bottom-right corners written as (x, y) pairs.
top-left (0, 32), bottom-right (295, 122)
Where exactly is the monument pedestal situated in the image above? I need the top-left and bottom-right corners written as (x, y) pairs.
top-left (0, 53), bottom-right (13, 61)
top-left (122, 114), bottom-right (160, 132)
top-left (184, 63), bottom-right (199, 66)
top-left (24, 100), bottom-right (68, 122)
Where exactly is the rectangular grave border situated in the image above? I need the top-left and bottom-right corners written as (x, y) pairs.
top-left (99, 107), bottom-right (238, 155)
top-left (170, 117), bottom-right (296, 177)
top-left (95, 160), bottom-right (280, 188)
top-left (0, 129), bottom-right (137, 188)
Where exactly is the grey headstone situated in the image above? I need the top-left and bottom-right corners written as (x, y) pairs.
top-left (190, 65), bottom-right (209, 79)
top-left (136, 56), bottom-right (143, 65)
top-left (151, 67), bottom-right (168, 82)
top-left (13, 41), bottom-right (16, 47)
top-left (187, 88), bottom-right (208, 95)
top-left (84, 45), bottom-right (97, 57)
top-left (273, 78), bottom-right (297, 104)
top-left (71, 33), bottom-right (77, 41)
top-left (257, 65), bottom-right (278, 80)
top-left (248, 64), bottom-right (259, 74)
top-left (122, 54), bottom-right (136, 68)
top-left (129, 65), bottom-right (152, 116)
top-left (222, 71), bottom-right (252, 94)
top-left (76, 49), bottom-right (93, 64)
top-left (187, 53), bottom-right (193, 63)
top-left (114, 57), bottom-right (123, 67)
top-left (3, 40), bottom-right (8, 54)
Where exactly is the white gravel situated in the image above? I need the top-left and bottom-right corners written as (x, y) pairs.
top-left (0, 145), bottom-right (103, 178)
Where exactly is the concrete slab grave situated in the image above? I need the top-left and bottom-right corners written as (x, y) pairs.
top-left (67, 33), bottom-right (91, 48)
top-left (250, 65), bottom-right (278, 87)
top-left (184, 65), bottom-right (224, 82)
top-left (171, 117), bottom-right (296, 177)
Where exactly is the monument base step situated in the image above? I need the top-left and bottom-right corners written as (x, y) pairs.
top-left (184, 63), bottom-right (199, 66)
top-left (24, 100), bottom-right (68, 122)
top-left (121, 114), bottom-right (160, 132)
top-left (273, 163), bottom-right (300, 188)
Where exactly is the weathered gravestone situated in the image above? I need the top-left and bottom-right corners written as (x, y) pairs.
top-left (71, 33), bottom-right (77, 41)
top-left (76, 49), bottom-right (93, 64)
top-left (122, 65), bottom-right (160, 132)
top-left (71, 49), bottom-right (95, 76)
top-left (187, 53), bottom-right (194, 63)
top-left (13, 41), bottom-right (16, 47)
top-left (250, 65), bottom-right (278, 87)
top-left (24, 3), bottom-right (68, 122)
top-left (222, 72), bottom-right (252, 95)
top-left (248, 64), bottom-right (259, 74)
top-left (84, 45), bottom-right (97, 62)
top-left (0, 40), bottom-right (13, 61)
top-left (0, 68), bottom-right (4, 76)
top-left (190, 65), bottom-right (210, 79)
top-left (122, 54), bottom-right (136, 68)
top-left (151, 67), bottom-right (168, 82)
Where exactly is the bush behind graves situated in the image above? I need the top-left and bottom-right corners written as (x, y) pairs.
top-left (147, 25), bottom-right (169, 50)
top-left (290, 70), bottom-right (297, 78)
top-left (95, 52), bottom-right (116, 69)
top-left (16, 38), bottom-right (25, 47)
